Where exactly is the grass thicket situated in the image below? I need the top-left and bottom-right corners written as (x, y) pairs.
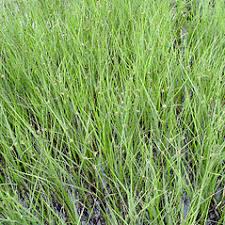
top-left (0, 0), bottom-right (224, 224)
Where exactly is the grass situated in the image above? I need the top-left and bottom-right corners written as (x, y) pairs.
top-left (0, 0), bottom-right (224, 224)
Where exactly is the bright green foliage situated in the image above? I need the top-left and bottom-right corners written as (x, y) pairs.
top-left (0, 0), bottom-right (224, 224)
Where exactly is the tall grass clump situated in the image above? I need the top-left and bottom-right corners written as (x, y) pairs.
top-left (0, 0), bottom-right (224, 224)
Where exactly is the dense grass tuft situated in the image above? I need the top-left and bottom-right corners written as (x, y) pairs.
top-left (0, 0), bottom-right (224, 224)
